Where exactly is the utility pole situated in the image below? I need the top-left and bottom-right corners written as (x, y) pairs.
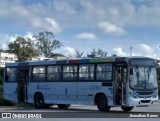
top-left (130, 46), bottom-right (133, 56)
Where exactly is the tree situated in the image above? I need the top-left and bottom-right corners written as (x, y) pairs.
top-left (8, 36), bottom-right (38, 61)
top-left (33, 31), bottom-right (63, 57)
top-left (89, 48), bottom-right (108, 57)
top-left (111, 54), bottom-right (118, 57)
top-left (0, 45), bottom-right (4, 52)
top-left (74, 50), bottom-right (84, 58)
top-left (50, 53), bottom-right (65, 58)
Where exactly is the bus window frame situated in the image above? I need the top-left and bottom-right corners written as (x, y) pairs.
top-left (62, 64), bottom-right (78, 81)
top-left (5, 66), bottom-right (18, 82)
top-left (31, 65), bottom-right (47, 82)
top-left (47, 65), bottom-right (62, 81)
top-left (96, 63), bottom-right (113, 81)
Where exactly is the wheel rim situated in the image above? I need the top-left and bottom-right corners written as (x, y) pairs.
top-left (99, 99), bottom-right (106, 107)
top-left (36, 96), bottom-right (43, 107)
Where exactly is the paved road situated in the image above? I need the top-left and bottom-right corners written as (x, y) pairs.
top-left (0, 102), bottom-right (160, 120)
top-left (0, 102), bottom-right (160, 112)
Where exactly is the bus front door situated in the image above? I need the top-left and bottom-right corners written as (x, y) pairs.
top-left (17, 68), bottom-right (29, 103)
top-left (114, 65), bottom-right (127, 106)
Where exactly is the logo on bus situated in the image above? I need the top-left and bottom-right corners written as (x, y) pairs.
top-left (90, 85), bottom-right (101, 90)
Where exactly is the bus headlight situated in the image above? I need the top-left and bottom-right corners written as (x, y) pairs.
top-left (153, 91), bottom-right (158, 98)
top-left (129, 92), bottom-right (138, 99)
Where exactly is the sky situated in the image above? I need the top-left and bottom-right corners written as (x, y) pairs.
top-left (0, 0), bottom-right (160, 59)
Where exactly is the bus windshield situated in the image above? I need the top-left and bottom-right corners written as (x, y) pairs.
top-left (129, 66), bottom-right (157, 90)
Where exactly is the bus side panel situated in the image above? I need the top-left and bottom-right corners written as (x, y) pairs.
top-left (78, 82), bottom-right (113, 106)
top-left (3, 82), bottom-right (18, 103)
top-left (27, 82), bottom-right (46, 103)
top-left (45, 82), bottom-right (77, 104)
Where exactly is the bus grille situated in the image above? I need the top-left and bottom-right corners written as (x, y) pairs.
top-left (141, 100), bottom-right (151, 103)
top-left (136, 91), bottom-right (154, 95)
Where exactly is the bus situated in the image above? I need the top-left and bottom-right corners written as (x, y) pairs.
top-left (3, 57), bottom-right (159, 112)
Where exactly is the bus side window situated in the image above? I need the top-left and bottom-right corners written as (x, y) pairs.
top-left (79, 64), bottom-right (94, 80)
top-left (47, 66), bottom-right (61, 81)
top-left (96, 63), bottom-right (112, 81)
top-left (32, 66), bottom-right (46, 81)
top-left (6, 67), bottom-right (17, 82)
top-left (63, 65), bottom-right (77, 80)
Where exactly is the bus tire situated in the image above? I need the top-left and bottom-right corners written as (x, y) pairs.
top-left (121, 106), bottom-right (134, 112)
top-left (58, 104), bottom-right (71, 109)
top-left (96, 95), bottom-right (111, 112)
top-left (34, 93), bottom-right (45, 109)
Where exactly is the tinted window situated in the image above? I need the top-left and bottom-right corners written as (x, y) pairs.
top-left (130, 59), bottom-right (155, 66)
top-left (63, 65), bottom-right (77, 80)
top-left (96, 63), bottom-right (112, 80)
top-left (6, 67), bottom-right (17, 82)
top-left (79, 64), bottom-right (94, 80)
top-left (32, 66), bottom-right (46, 81)
top-left (47, 66), bottom-right (61, 81)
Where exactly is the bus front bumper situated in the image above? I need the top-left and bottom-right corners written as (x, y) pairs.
top-left (128, 96), bottom-right (159, 107)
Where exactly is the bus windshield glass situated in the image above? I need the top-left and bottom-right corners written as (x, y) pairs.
top-left (130, 66), bottom-right (157, 90)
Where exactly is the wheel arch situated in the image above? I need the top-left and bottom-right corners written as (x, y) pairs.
top-left (34, 92), bottom-right (44, 100)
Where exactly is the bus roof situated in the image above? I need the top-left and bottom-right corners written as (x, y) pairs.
top-left (5, 56), bottom-right (154, 67)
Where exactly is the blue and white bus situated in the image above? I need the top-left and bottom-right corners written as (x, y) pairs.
top-left (3, 57), bottom-right (159, 111)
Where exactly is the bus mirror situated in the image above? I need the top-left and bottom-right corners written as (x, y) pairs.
top-left (130, 68), bottom-right (133, 75)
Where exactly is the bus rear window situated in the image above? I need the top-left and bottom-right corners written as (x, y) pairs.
top-left (6, 67), bottom-right (17, 82)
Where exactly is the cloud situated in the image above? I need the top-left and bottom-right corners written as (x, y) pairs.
top-left (53, 1), bottom-right (77, 14)
top-left (75, 33), bottom-right (97, 40)
top-left (139, 44), bottom-right (154, 55)
top-left (2, 0), bottom-right (160, 36)
top-left (45, 18), bottom-right (61, 32)
top-left (0, 32), bottom-right (34, 50)
top-left (58, 46), bottom-right (76, 57)
top-left (113, 47), bottom-right (128, 56)
top-left (0, 1), bottom-right (61, 33)
top-left (112, 44), bottom-right (160, 59)
top-left (139, 43), bottom-right (159, 59)
top-left (98, 22), bottom-right (126, 35)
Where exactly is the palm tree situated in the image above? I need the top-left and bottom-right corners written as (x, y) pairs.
top-left (74, 50), bottom-right (84, 58)
top-left (89, 48), bottom-right (107, 57)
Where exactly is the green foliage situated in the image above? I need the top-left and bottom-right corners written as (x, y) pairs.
top-left (33, 31), bottom-right (63, 57)
top-left (74, 50), bottom-right (84, 58)
top-left (50, 53), bottom-right (65, 58)
top-left (8, 36), bottom-right (38, 61)
top-left (89, 48), bottom-right (108, 57)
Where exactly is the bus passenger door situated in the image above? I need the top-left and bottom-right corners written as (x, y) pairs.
top-left (17, 68), bottom-right (29, 103)
top-left (113, 64), bottom-right (127, 105)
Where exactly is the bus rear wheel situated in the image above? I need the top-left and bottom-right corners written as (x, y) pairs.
top-left (96, 95), bottom-right (111, 112)
top-left (58, 104), bottom-right (71, 109)
top-left (34, 93), bottom-right (45, 109)
top-left (121, 106), bottom-right (134, 112)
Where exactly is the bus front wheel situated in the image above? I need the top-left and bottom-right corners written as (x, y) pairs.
top-left (96, 95), bottom-right (111, 112)
top-left (121, 106), bottom-right (134, 112)
top-left (58, 104), bottom-right (71, 109)
top-left (34, 93), bottom-right (45, 109)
